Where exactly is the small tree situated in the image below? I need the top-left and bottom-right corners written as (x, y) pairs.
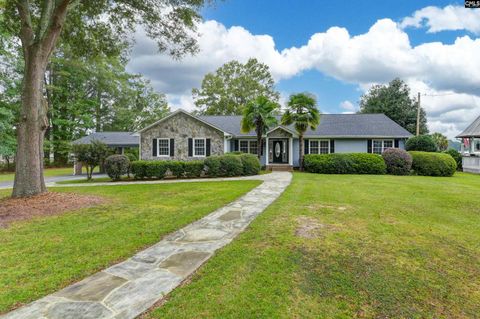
top-left (430, 132), bottom-right (448, 152)
top-left (281, 93), bottom-right (320, 171)
top-left (72, 140), bottom-right (109, 180)
top-left (241, 96), bottom-right (279, 159)
top-left (405, 135), bottom-right (437, 152)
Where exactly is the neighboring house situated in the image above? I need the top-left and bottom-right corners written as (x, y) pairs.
top-left (138, 109), bottom-right (412, 169)
top-left (456, 115), bottom-right (480, 174)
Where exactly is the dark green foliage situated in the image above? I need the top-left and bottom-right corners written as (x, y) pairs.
top-left (130, 161), bottom-right (147, 179)
top-left (227, 151), bottom-right (243, 155)
top-left (72, 141), bottom-right (109, 180)
top-left (409, 152), bottom-right (457, 177)
top-left (204, 157), bottom-right (222, 177)
top-left (382, 148), bottom-right (413, 175)
top-left (444, 149), bottom-right (463, 170)
top-left (204, 155), bottom-right (244, 177)
top-left (304, 153), bottom-right (387, 175)
top-left (359, 78), bottom-right (428, 135)
top-left (405, 135), bottom-right (437, 152)
top-left (167, 161), bottom-right (185, 178)
top-left (184, 161), bottom-right (205, 178)
top-left (239, 154), bottom-right (261, 176)
top-left (105, 155), bottom-right (130, 181)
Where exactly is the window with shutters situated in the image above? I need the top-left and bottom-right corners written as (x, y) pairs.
top-left (157, 138), bottom-right (170, 156)
top-left (193, 138), bottom-right (206, 157)
top-left (309, 140), bottom-right (330, 154)
top-left (372, 139), bottom-right (394, 154)
top-left (239, 140), bottom-right (258, 155)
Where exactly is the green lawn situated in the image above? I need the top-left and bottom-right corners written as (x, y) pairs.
top-left (0, 167), bottom-right (75, 182)
top-left (148, 172), bottom-right (480, 319)
top-left (0, 180), bottom-right (260, 313)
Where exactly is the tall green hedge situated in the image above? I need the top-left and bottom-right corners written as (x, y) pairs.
top-left (409, 151), bottom-right (457, 177)
top-left (304, 153), bottom-right (386, 175)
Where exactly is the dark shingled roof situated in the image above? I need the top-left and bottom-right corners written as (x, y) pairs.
top-left (199, 114), bottom-right (413, 138)
top-left (456, 115), bottom-right (480, 138)
top-left (72, 132), bottom-right (139, 147)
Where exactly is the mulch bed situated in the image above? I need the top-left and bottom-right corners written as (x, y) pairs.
top-left (0, 192), bottom-right (105, 228)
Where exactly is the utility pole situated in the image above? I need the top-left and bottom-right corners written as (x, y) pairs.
top-left (416, 92), bottom-right (421, 136)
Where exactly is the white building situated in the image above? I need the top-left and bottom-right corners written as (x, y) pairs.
top-left (457, 115), bottom-right (480, 174)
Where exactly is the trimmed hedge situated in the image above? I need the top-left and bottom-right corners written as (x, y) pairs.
top-left (409, 151), bottom-right (457, 177)
top-left (105, 155), bottom-right (130, 181)
top-left (304, 153), bottom-right (387, 175)
top-left (382, 148), bottom-right (412, 175)
top-left (405, 135), bottom-right (437, 152)
top-left (444, 149), bottom-right (462, 170)
top-left (131, 154), bottom-right (260, 180)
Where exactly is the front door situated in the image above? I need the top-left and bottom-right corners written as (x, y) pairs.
top-left (272, 140), bottom-right (284, 163)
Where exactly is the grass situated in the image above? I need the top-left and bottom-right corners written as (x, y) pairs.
top-left (0, 180), bottom-right (260, 313)
top-left (147, 172), bottom-right (480, 319)
top-left (0, 167), bottom-right (98, 182)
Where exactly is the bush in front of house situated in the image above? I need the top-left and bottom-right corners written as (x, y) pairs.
top-left (444, 149), bottom-right (463, 170)
top-left (184, 161), bottom-right (205, 178)
top-left (239, 153), bottom-right (261, 176)
top-left (409, 151), bottom-right (457, 177)
top-left (204, 154), bottom-right (244, 177)
top-left (105, 155), bottom-right (130, 181)
top-left (382, 148), bottom-right (412, 175)
top-left (166, 161), bottom-right (185, 178)
top-left (304, 153), bottom-right (386, 175)
top-left (405, 135), bottom-right (437, 152)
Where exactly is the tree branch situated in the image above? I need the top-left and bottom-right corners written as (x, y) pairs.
top-left (16, 0), bottom-right (34, 50)
top-left (40, 0), bottom-right (71, 59)
top-left (37, 0), bottom-right (54, 41)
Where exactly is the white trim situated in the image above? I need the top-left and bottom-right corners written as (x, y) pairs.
top-left (193, 138), bottom-right (207, 158)
top-left (137, 109), bottom-right (231, 135)
top-left (371, 139), bottom-right (395, 154)
top-left (157, 138), bottom-right (171, 157)
top-left (265, 137), bottom-right (269, 165)
top-left (309, 139), bottom-right (331, 154)
top-left (266, 125), bottom-right (298, 137)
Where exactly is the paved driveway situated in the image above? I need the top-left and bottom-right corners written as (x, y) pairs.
top-left (0, 173), bottom-right (108, 190)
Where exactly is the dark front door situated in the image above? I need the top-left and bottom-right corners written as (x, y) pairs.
top-left (272, 140), bottom-right (284, 163)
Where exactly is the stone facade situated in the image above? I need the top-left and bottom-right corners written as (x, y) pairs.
top-left (141, 112), bottom-right (225, 161)
top-left (268, 127), bottom-right (292, 138)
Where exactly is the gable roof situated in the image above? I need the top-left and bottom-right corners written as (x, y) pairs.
top-left (72, 132), bottom-right (139, 147)
top-left (199, 113), bottom-right (413, 138)
top-left (456, 115), bottom-right (480, 138)
top-left (138, 109), bottom-right (230, 135)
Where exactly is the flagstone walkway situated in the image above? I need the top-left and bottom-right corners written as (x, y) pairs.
top-left (2, 172), bottom-right (292, 319)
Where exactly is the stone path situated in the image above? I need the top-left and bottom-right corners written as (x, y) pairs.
top-left (2, 172), bottom-right (292, 319)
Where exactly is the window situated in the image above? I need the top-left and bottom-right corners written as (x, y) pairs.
top-left (193, 138), bottom-right (206, 157)
top-left (309, 140), bottom-right (330, 154)
top-left (239, 140), bottom-right (258, 155)
top-left (372, 140), bottom-right (394, 154)
top-left (475, 139), bottom-right (480, 152)
top-left (157, 138), bottom-right (170, 157)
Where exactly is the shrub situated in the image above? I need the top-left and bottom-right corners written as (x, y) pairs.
top-left (409, 151), bottom-right (457, 177)
top-left (166, 161), bottom-right (185, 178)
top-left (444, 149), bottom-right (462, 170)
top-left (146, 161), bottom-right (168, 179)
top-left (205, 154), bottom-right (244, 177)
top-left (239, 153), bottom-right (261, 176)
top-left (227, 151), bottom-right (243, 155)
top-left (304, 153), bottom-right (386, 175)
top-left (405, 135), bottom-right (437, 152)
top-left (382, 148), bottom-right (412, 175)
top-left (105, 155), bottom-right (130, 181)
top-left (184, 161), bottom-right (205, 178)
top-left (131, 161), bottom-right (147, 179)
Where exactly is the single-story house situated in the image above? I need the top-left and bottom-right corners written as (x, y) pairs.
top-left (456, 115), bottom-right (480, 174)
top-left (138, 109), bottom-right (413, 169)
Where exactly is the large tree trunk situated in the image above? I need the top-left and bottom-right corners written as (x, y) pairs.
top-left (12, 51), bottom-right (49, 197)
top-left (299, 134), bottom-right (304, 171)
top-left (256, 124), bottom-right (263, 160)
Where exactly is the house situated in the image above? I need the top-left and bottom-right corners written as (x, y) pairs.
top-left (138, 109), bottom-right (413, 169)
top-left (456, 115), bottom-right (480, 174)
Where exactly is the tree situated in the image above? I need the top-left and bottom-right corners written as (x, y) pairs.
top-left (241, 96), bottom-right (279, 159)
top-left (193, 58), bottom-right (280, 115)
top-left (405, 135), bottom-right (437, 152)
top-left (430, 132), bottom-right (448, 152)
top-left (359, 78), bottom-right (428, 135)
top-left (281, 93), bottom-right (320, 171)
top-left (72, 140), bottom-right (109, 180)
top-left (2, 0), bottom-right (208, 197)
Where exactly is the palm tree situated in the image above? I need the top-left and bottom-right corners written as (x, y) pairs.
top-left (241, 96), bottom-right (279, 159)
top-left (281, 93), bottom-right (320, 171)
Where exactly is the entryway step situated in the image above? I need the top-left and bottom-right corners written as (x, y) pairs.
top-left (266, 165), bottom-right (294, 172)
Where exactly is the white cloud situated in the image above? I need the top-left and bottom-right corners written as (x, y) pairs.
top-left (127, 6), bottom-right (480, 139)
top-left (400, 5), bottom-right (480, 34)
top-left (339, 100), bottom-right (356, 113)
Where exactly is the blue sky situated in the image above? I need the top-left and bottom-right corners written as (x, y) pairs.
top-left (128, 1), bottom-right (480, 138)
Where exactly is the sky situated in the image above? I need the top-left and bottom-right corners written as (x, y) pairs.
top-left (126, 0), bottom-right (480, 139)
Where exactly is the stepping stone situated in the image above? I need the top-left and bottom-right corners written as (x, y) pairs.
top-left (180, 228), bottom-right (227, 242)
top-left (218, 209), bottom-right (242, 222)
top-left (54, 272), bottom-right (126, 302)
top-left (47, 301), bottom-right (112, 319)
top-left (158, 251), bottom-right (210, 276)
